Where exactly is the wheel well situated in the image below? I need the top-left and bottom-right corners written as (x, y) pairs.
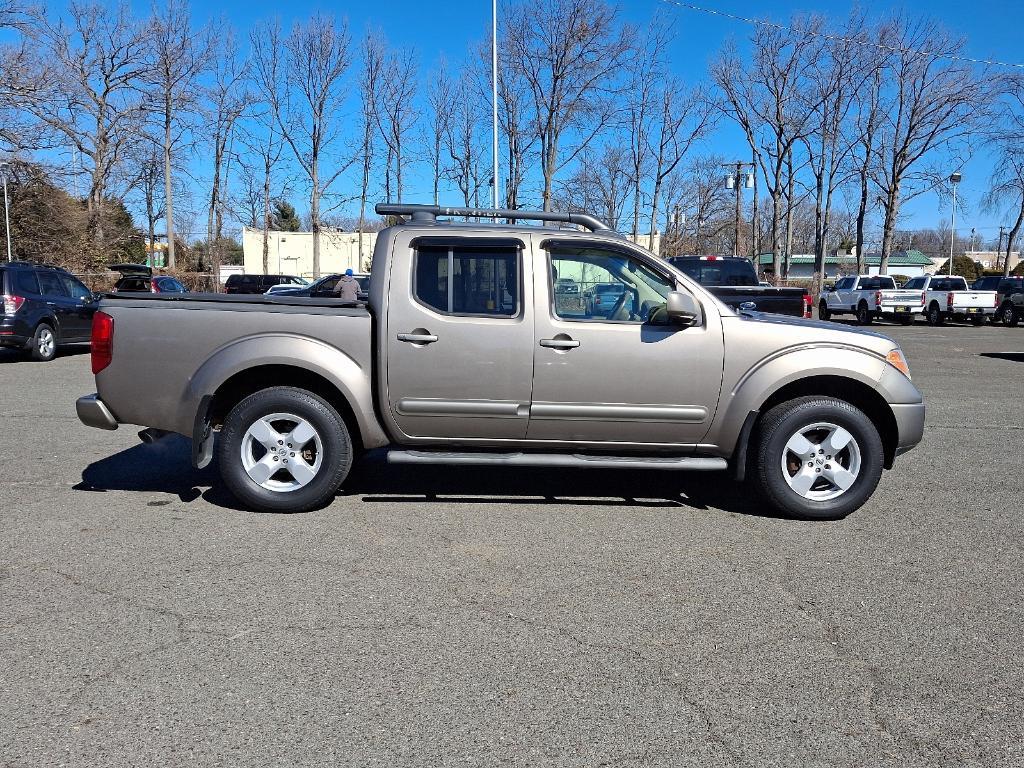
top-left (756, 375), bottom-right (898, 469)
top-left (208, 365), bottom-right (363, 451)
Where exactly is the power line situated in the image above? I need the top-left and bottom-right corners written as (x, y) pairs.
top-left (658, 0), bottom-right (1024, 69)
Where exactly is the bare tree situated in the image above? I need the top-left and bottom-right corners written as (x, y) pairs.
top-left (203, 24), bottom-right (249, 283)
top-left (251, 14), bottom-right (353, 278)
top-left (356, 30), bottom-right (384, 270)
top-left (444, 72), bottom-right (485, 207)
top-left (647, 80), bottom-right (715, 254)
top-left (21, 1), bottom-right (150, 249)
top-left (506, 0), bottom-right (635, 210)
top-left (375, 46), bottom-right (418, 203)
top-left (425, 59), bottom-right (454, 206)
top-left (131, 146), bottom-right (165, 257)
top-left (625, 14), bottom-right (673, 239)
top-left (850, 61), bottom-right (883, 275)
top-left (800, 15), bottom-right (867, 292)
top-left (147, 0), bottom-right (210, 269)
top-left (872, 16), bottom-right (983, 273)
top-left (985, 73), bottom-right (1024, 276)
top-left (713, 20), bottom-right (821, 277)
top-left (557, 142), bottom-right (632, 229)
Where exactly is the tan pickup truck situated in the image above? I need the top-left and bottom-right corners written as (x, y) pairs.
top-left (77, 204), bottom-right (924, 520)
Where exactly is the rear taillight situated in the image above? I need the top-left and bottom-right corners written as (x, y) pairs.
top-left (920, 291), bottom-right (926, 305)
top-left (2, 294), bottom-right (25, 314)
top-left (150, 279), bottom-right (159, 293)
top-left (874, 291), bottom-right (882, 307)
top-left (995, 293), bottom-right (1001, 308)
top-left (802, 292), bottom-right (812, 318)
top-left (947, 292), bottom-right (954, 309)
top-left (91, 311), bottom-right (113, 374)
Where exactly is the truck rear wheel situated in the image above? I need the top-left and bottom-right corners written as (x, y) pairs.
top-left (855, 302), bottom-right (872, 325)
top-left (752, 396), bottom-right (883, 521)
top-left (218, 386), bottom-right (353, 512)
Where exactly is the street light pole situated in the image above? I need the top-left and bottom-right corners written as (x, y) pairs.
top-left (948, 172), bottom-right (961, 277)
top-left (0, 162), bottom-right (12, 262)
top-left (491, 0), bottom-right (500, 212)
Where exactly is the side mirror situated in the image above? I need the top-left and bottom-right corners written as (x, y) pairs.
top-left (665, 291), bottom-right (700, 326)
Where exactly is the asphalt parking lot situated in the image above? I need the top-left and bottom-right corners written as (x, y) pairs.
top-left (2, 319), bottom-right (1023, 767)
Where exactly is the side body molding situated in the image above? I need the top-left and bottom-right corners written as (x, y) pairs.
top-left (184, 334), bottom-right (390, 449)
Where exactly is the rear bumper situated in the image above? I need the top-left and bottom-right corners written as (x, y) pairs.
top-left (76, 393), bottom-right (119, 430)
top-left (891, 401), bottom-right (925, 457)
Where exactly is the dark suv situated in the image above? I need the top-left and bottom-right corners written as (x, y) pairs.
top-left (224, 273), bottom-right (304, 294)
top-left (972, 275), bottom-right (1024, 325)
top-left (0, 261), bottom-right (97, 361)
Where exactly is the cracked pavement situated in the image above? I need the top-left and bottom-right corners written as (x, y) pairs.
top-left (1, 322), bottom-right (1023, 767)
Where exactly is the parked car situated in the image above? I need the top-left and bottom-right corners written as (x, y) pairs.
top-left (582, 282), bottom-right (627, 317)
top-left (972, 275), bottom-right (1024, 325)
top-left (77, 203), bottom-right (924, 521)
top-left (265, 277), bottom-right (311, 295)
top-left (666, 256), bottom-right (811, 318)
top-left (1, 261), bottom-right (97, 361)
top-left (270, 273), bottom-right (370, 301)
top-left (820, 275), bottom-right (899, 324)
top-left (554, 277), bottom-right (579, 294)
top-left (111, 264), bottom-right (188, 294)
top-left (901, 274), bottom-right (997, 326)
top-left (224, 273), bottom-right (304, 294)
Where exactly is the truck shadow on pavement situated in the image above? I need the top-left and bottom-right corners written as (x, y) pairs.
top-left (75, 437), bottom-right (773, 517)
top-left (978, 352), bottom-right (1024, 363)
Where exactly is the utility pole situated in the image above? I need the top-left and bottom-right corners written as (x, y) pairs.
top-left (997, 225), bottom-right (1006, 272)
top-left (723, 161), bottom-right (754, 258)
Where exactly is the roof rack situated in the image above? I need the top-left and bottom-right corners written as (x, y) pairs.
top-left (374, 203), bottom-right (614, 233)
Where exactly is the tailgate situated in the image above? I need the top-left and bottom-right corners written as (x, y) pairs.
top-left (950, 291), bottom-right (996, 310)
top-left (879, 290), bottom-right (923, 309)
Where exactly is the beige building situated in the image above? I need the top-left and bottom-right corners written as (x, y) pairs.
top-left (242, 228), bottom-right (378, 277)
top-left (242, 226), bottom-right (661, 278)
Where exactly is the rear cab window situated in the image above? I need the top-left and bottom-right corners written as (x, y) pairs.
top-left (16, 270), bottom-right (40, 295)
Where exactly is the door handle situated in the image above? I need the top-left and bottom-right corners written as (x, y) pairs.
top-left (397, 332), bottom-right (438, 344)
top-left (539, 337), bottom-right (580, 349)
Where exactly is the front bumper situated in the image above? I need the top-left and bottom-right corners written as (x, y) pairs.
top-left (891, 401), bottom-right (925, 457)
top-left (76, 393), bottom-right (119, 430)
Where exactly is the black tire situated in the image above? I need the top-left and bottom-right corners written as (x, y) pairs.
top-left (1002, 303), bottom-right (1019, 327)
top-left (217, 386), bottom-right (353, 512)
top-left (818, 302), bottom-right (831, 322)
top-left (855, 302), bottom-right (872, 325)
top-left (29, 323), bottom-right (57, 362)
top-left (752, 396), bottom-right (884, 521)
top-left (898, 315), bottom-right (914, 325)
top-left (926, 303), bottom-right (944, 326)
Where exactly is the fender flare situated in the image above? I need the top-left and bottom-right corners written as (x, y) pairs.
top-left (183, 333), bottom-right (389, 450)
top-left (708, 344), bottom-right (901, 454)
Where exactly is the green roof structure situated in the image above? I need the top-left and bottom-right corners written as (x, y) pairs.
top-left (756, 250), bottom-right (934, 268)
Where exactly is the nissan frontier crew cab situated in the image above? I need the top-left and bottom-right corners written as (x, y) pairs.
top-left (77, 204), bottom-right (925, 521)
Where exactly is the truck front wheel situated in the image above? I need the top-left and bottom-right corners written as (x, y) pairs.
top-left (218, 386), bottom-right (353, 513)
top-left (818, 301), bottom-right (831, 321)
top-left (753, 396), bottom-right (884, 521)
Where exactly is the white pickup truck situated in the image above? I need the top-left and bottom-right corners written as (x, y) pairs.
top-left (901, 274), bottom-right (998, 326)
top-left (820, 275), bottom-right (907, 325)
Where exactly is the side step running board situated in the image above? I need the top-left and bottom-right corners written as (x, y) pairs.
top-left (386, 450), bottom-right (727, 471)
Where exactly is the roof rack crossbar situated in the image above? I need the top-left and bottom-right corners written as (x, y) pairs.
top-left (374, 203), bottom-right (613, 233)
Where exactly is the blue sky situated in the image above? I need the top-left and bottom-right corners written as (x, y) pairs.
top-left (20, 0), bottom-right (1024, 245)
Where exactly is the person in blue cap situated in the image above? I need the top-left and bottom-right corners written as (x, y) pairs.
top-left (334, 268), bottom-right (360, 302)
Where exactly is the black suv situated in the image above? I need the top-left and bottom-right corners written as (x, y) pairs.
top-left (0, 261), bottom-right (97, 361)
top-left (224, 273), bottom-right (304, 294)
top-left (972, 275), bottom-right (1024, 325)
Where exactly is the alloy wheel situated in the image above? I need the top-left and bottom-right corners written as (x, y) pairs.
top-left (240, 412), bottom-right (323, 492)
top-left (781, 421), bottom-right (862, 502)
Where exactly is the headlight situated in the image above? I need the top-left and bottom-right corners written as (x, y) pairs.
top-left (886, 348), bottom-right (911, 379)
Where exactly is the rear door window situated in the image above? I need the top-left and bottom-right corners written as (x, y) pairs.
top-left (414, 244), bottom-right (520, 316)
top-left (59, 274), bottom-right (92, 299)
top-left (16, 270), bottom-right (40, 295)
top-left (37, 271), bottom-right (68, 296)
